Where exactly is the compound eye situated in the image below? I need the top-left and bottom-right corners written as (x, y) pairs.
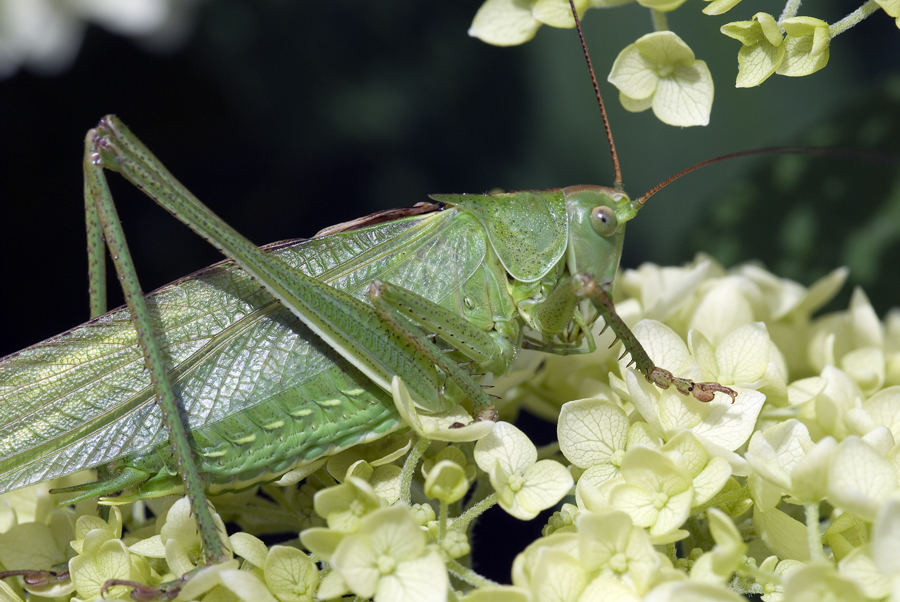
top-left (590, 206), bottom-right (618, 237)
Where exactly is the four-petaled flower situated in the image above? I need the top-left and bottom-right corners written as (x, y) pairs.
top-left (475, 421), bottom-right (574, 520)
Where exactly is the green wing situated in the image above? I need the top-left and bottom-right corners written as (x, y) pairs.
top-left (0, 207), bottom-right (488, 493)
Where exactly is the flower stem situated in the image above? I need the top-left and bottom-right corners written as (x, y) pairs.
top-left (453, 493), bottom-right (498, 532)
top-left (830, 0), bottom-right (881, 38)
top-left (778, 0), bottom-right (802, 22)
top-left (805, 502), bottom-right (825, 561)
top-left (400, 437), bottom-right (431, 505)
top-left (665, 541), bottom-right (677, 561)
top-left (439, 500), bottom-right (448, 540)
top-left (447, 558), bottom-right (498, 588)
top-left (739, 562), bottom-right (775, 582)
top-left (651, 9), bottom-right (668, 31)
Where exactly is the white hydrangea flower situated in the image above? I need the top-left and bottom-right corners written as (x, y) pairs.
top-left (474, 421), bottom-right (573, 520)
top-left (576, 509), bottom-right (661, 594)
top-left (838, 534), bottom-right (893, 600)
top-left (623, 320), bottom-right (767, 457)
top-left (510, 532), bottom-right (580, 594)
top-left (779, 561), bottom-right (866, 601)
top-left (508, 519), bottom-right (665, 602)
top-left (793, 365), bottom-right (864, 440)
top-left (689, 509), bottom-right (746, 584)
top-left (870, 497), bottom-right (900, 595)
top-left (618, 256), bottom-right (715, 324)
top-left (424, 459), bottom-right (469, 504)
top-left (312, 477), bottom-right (383, 534)
top-left (643, 580), bottom-right (746, 602)
top-left (330, 505), bottom-right (448, 602)
top-left (461, 585), bottom-right (531, 602)
top-left (468, 0), bottom-right (588, 46)
top-left (826, 435), bottom-right (898, 521)
top-left (849, 386), bottom-right (900, 442)
top-left (731, 265), bottom-right (847, 323)
top-left (607, 31), bottom-right (714, 127)
top-left (528, 546), bottom-right (591, 601)
top-left (885, 309), bottom-right (900, 384)
top-left (661, 431), bottom-right (731, 507)
top-left (157, 496), bottom-right (231, 576)
top-left (745, 419), bottom-right (836, 505)
top-left (752, 503), bottom-right (811, 562)
top-left (607, 447), bottom-right (693, 543)
top-left (558, 396), bottom-right (636, 488)
top-left (808, 288), bottom-right (887, 392)
top-left (686, 277), bottom-right (758, 345)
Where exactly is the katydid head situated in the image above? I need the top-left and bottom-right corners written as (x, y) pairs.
top-left (562, 185), bottom-right (638, 285)
top-left (497, 184), bottom-right (639, 349)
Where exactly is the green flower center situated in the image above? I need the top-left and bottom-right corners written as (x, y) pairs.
top-left (350, 499), bottom-right (366, 516)
top-left (653, 492), bottom-right (669, 509)
top-left (609, 551), bottom-right (628, 573)
top-left (377, 554), bottom-right (397, 575)
top-left (507, 473), bottom-right (525, 492)
top-left (656, 63), bottom-right (674, 77)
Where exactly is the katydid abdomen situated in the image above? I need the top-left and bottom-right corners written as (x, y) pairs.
top-left (0, 207), bottom-right (496, 497)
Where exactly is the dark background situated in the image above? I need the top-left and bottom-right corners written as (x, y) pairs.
top-left (1, 0), bottom-right (899, 582)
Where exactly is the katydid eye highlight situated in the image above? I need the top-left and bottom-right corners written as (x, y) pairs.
top-left (590, 206), bottom-right (618, 236)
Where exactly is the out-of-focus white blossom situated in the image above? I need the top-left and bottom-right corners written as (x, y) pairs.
top-left (0, 0), bottom-right (199, 77)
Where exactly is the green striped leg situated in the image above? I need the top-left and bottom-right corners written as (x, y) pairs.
top-left (84, 129), bottom-right (229, 564)
top-left (572, 274), bottom-right (737, 403)
top-left (367, 279), bottom-right (505, 421)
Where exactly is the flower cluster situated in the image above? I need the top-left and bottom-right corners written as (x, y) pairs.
top-left (1, 255), bottom-right (900, 601)
top-left (477, 254), bottom-right (900, 600)
top-left (468, 0), bottom-right (898, 125)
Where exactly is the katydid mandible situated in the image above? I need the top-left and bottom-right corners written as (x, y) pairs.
top-left (0, 5), bottom-right (736, 565)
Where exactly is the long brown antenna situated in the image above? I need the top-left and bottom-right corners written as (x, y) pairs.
top-left (635, 146), bottom-right (897, 209)
top-left (569, 0), bottom-right (623, 191)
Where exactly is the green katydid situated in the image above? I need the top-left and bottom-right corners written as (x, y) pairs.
top-left (0, 2), bottom-right (743, 576)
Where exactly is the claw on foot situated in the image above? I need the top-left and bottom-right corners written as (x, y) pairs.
top-left (647, 367), bottom-right (737, 403)
top-left (449, 405), bottom-right (498, 430)
top-left (475, 405), bottom-right (499, 422)
top-left (692, 381), bottom-right (738, 403)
